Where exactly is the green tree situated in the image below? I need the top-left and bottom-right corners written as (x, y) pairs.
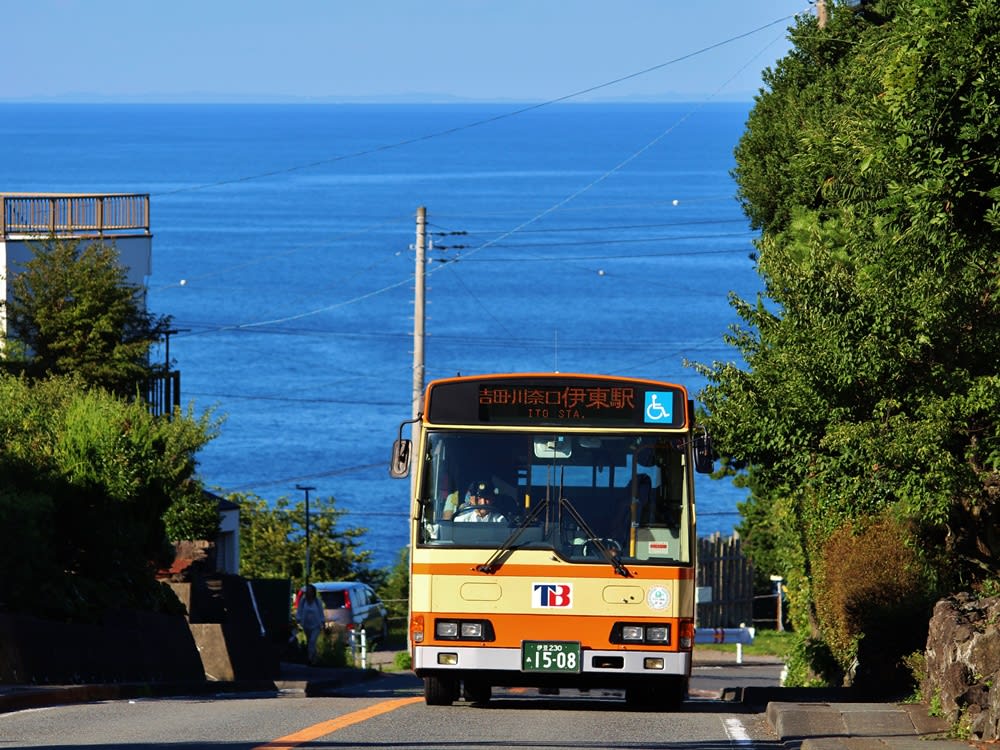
top-left (0, 374), bottom-right (218, 621)
top-left (232, 492), bottom-right (377, 590)
top-left (378, 546), bottom-right (410, 622)
top-left (696, 0), bottom-right (1000, 689)
top-left (2, 238), bottom-right (169, 397)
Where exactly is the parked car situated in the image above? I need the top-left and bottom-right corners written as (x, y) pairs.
top-left (296, 581), bottom-right (388, 644)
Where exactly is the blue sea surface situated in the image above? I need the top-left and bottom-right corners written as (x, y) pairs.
top-left (0, 102), bottom-right (761, 570)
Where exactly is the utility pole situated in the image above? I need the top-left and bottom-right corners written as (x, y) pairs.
top-left (162, 327), bottom-right (190, 373)
top-left (410, 207), bottom-right (427, 498)
top-left (817, 0), bottom-right (827, 29)
top-left (295, 484), bottom-right (316, 584)
top-left (412, 206), bottom-right (426, 421)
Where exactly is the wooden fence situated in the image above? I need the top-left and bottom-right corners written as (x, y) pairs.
top-left (696, 532), bottom-right (754, 628)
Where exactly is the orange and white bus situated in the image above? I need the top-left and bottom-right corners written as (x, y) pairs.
top-left (390, 373), bottom-right (714, 708)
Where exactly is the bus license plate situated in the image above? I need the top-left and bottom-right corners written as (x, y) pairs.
top-left (521, 641), bottom-right (581, 673)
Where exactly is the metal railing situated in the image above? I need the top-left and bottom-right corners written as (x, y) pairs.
top-left (2, 193), bottom-right (150, 238)
top-left (146, 371), bottom-right (181, 418)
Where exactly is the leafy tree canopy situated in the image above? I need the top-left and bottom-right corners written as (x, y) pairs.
top-left (231, 492), bottom-right (382, 592)
top-left (2, 238), bottom-right (169, 397)
top-left (695, 0), bottom-right (1000, 687)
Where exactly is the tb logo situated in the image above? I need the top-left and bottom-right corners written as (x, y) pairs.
top-left (532, 583), bottom-right (573, 608)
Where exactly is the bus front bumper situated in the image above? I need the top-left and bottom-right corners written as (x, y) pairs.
top-left (413, 644), bottom-right (690, 678)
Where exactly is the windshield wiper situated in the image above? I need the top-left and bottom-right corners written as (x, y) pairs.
top-left (476, 494), bottom-right (632, 578)
top-left (476, 498), bottom-right (550, 574)
top-left (557, 497), bottom-right (632, 578)
top-left (477, 459), bottom-right (560, 574)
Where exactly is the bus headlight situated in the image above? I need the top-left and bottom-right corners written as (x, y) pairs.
top-left (610, 622), bottom-right (672, 645)
top-left (460, 622), bottom-right (483, 638)
top-left (622, 625), bottom-right (644, 641)
top-left (436, 621), bottom-right (459, 638)
top-left (646, 626), bottom-right (669, 643)
top-left (433, 618), bottom-right (495, 641)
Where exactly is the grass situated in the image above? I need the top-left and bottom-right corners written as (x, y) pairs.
top-left (697, 628), bottom-right (795, 659)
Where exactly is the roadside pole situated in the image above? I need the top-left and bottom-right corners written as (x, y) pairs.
top-left (411, 207), bottom-right (426, 499)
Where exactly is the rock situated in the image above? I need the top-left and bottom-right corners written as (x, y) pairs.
top-left (924, 593), bottom-right (1000, 740)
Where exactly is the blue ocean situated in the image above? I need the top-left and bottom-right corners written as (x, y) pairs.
top-left (0, 102), bottom-right (760, 570)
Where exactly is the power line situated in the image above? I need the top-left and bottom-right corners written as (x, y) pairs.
top-left (147, 215), bottom-right (412, 293)
top-left (223, 461), bottom-right (387, 492)
top-left (441, 232), bottom-right (754, 252)
top-left (162, 238), bottom-right (754, 337)
top-left (152, 16), bottom-right (788, 337)
top-left (183, 390), bottom-right (407, 407)
top-left (431, 217), bottom-right (750, 235)
top-left (429, 194), bottom-right (745, 221)
top-left (151, 13), bottom-right (801, 198)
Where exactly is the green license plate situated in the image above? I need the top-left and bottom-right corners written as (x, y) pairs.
top-left (521, 640), bottom-right (581, 673)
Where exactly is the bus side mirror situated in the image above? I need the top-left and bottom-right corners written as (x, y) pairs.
top-left (390, 438), bottom-right (412, 479)
top-left (693, 431), bottom-right (715, 475)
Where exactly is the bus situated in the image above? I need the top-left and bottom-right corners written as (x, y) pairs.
top-left (389, 373), bottom-right (714, 708)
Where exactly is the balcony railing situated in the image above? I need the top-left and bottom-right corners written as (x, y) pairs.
top-left (1, 193), bottom-right (150, 238)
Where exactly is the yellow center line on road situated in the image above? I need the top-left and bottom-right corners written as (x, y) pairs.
top-left (253, 696), bottom-right (423, 749)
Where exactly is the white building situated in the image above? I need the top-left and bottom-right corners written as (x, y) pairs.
top-left (0, 193), bottom-right (153, 334)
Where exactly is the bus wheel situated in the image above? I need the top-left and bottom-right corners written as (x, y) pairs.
top-left (463, 679), bottom-right (491, 704)
top-left (424, 675), bottom-right (458, 706)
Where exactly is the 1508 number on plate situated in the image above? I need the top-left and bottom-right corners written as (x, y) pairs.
top-left (522, 641), bottom-right (581, 673)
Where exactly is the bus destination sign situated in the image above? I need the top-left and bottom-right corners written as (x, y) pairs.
top-left (480, 383), bottom-right (638, 423)
top-left (479, 381), bottom-right (685, 427)
top-left (424, 376), bottom-right (687, 428)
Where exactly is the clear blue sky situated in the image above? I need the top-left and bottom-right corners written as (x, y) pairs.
top-left (3, 1), bottom-right (813, 102)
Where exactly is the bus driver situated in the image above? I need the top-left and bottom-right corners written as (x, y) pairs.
top-left (452, 480), bottom-right (507, 523)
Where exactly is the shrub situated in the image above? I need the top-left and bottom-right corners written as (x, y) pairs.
top-left (782, 635), bottom-right (841, 688)
top-left (0, 375), bottom-right (214, 620)
top-left (316, 627), bottom-right (349, 668)
top-left (813, 513), bottom-right (936, 693)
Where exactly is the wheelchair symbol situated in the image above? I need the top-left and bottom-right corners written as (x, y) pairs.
top-left (644, 392), bottom-right (672, 423)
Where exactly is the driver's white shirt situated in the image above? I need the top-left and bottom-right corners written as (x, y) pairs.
top-left (454, 509), bottom-right (506, 523)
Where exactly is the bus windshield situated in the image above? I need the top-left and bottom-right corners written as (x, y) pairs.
top-left (417, 430), bottom-right (692, 564)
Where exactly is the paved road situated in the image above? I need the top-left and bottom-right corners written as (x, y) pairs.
top-left (0, 649), bottom-right (971, 750)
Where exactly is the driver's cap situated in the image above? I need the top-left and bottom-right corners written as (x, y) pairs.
top-left (468, 479), bottom-right (497, 499)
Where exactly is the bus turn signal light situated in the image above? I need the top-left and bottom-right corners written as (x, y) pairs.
top-left (411, 614), bottom-right (425, 644)
top-left (678, 619), bottom-right (695, 650)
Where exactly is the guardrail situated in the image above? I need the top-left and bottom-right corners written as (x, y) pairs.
top-left (694, 625), bottom-right (756, 664)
